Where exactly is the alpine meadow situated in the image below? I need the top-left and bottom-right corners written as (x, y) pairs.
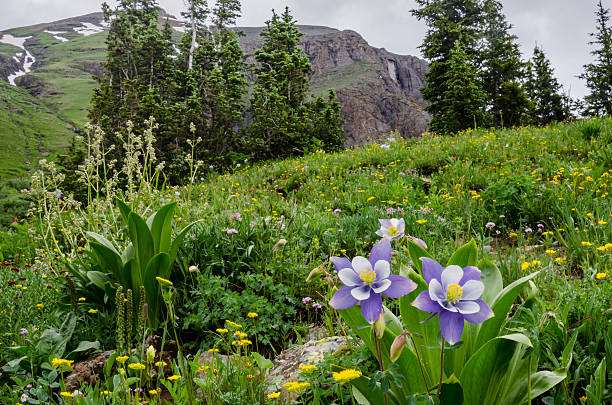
top-left (0, 0), bottom-right (610, 404)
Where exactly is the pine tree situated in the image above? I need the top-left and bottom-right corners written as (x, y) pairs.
top-left (580, 0), bottom-right (612, 116)
top-left (525, 46), bottom-right (568, 125)
top-left (480, 0), bottom-right (528, 127)
top-left (412, 0), bottom-right (488, 134)
top-left (248, 7), bottom-right (343, 158)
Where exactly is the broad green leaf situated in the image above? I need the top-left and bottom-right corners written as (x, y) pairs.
top-left (127, 212), bottom-right (154, 281)
top-left (477, 259), bottom-right (503, 305)
top-left (447, 240), bottom-right (478, 268)
top-left (351, 376), bottom-right (398, 405)
top-left (143, 252), bottom-right (171, 330)
top-left (499, 369), bottom-right (567, 405)
top-left (67, 341), bottom-right (100, 359)
top-left (150, 202), bottom-right (176, 253)
top-left (440, 374), bottom-right (463, 405)
top-left (115, 198), bottom-right (132, 224)
top-left (251, 352), bottom-right (273, 369)
top-left (86, 232), bottom-right (121, 256)
top-left (475, 271), bottom-right (540, 347)
top-left (88, 242), bottom-right (124, 284)
top-left (406, 240), bottom-right (433, 273)
top-left (86, 271), bottom-right (112, 290)
top-left (562, 329), bottom-right (579, 368)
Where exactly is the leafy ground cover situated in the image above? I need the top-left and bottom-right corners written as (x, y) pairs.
top-left (0, 118), bottom-right (610, 404)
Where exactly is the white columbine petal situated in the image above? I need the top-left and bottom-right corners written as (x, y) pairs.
top-left (352, 256), bottom-right (372, 273)
top-left (351, 285), bottom-right (371, 300)
top-left (441, 265), bottom-right (463, 289)
top-left (461, 280), bottom-right (484, 300)
top-left (338, 268), bottom-right (362, 287)
top-left (373, 260), bottom-right (390, 281)
top-left (455, 300), bottom-right (480, 314)
top-left (428, 279), bottom-right (445, 302)
top-left (372, 279), bottom-right (391, 293)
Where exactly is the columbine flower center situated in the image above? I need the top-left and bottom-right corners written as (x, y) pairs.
top-left (446, 283), bottom-right (463, 304)
top-left (387, 226), bottom-right (399, 237)
top-left (359, 269), bottom-right (377, 285)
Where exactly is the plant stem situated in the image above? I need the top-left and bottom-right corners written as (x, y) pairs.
top-left (409, 333), bottom-right (430, 395)
top-left (437, 339), bottom-right (445, 397)
top-left (374, 337), bottom-right (388, 405)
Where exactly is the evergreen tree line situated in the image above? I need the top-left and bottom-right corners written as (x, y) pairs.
top-left (88, 0), bottom-right (344, 182)
top-left (412, 0), bottom-right (574, 135)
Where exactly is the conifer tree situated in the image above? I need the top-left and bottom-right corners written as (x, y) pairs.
top-left (412, 0), bottom-right (488, 134)
top-left (480, 0), bottom-right (528, 127)
top-left (248, 7), bottom-right (343, 158)
top-left (525, 46), bottom-right (568, 125)
top-left (580, 0), bottom-right (612, 116)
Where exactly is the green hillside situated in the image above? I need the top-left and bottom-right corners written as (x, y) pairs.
top-left (0, 81), bottom-right (74, 180)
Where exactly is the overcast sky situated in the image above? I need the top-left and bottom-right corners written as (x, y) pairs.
top-left (1, 0), bottom-right (608, 99)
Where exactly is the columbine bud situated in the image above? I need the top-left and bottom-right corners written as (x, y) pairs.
top-left (146, 345), bottom-right (156, 363)
top-left (390, 332), bottom-right (407, 363)
top-left (374, 311), bottom-right (386, 340)
top-left (406, 235), bottom-right (428, 250)
top-left (306, 262), bottom-right (326, 282)
top-left (273, 238), bottom-right (287, 251)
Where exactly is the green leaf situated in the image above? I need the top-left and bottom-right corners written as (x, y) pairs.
top-left (114, 198), bottom-right (132, 224)
top-left (440, 374), bottom-right (463, 405)
top-left (251, 352), bottom-right (273, 369)
top-left (477, 259), bottom-right (503, 305)
top-left (406, 240), bottom-right (433, 273)
top-left (500, 369), bottom-right (567, 405)
top-left (150, 202), bottom-right (176, 253)
top-left (127, 212), bottom-right (154, 281)
top-left (168, 220), bottom-right (203, 269)
top-left (143, 252), bottom-right (171, 330)
top-left (66, 341), bottom-right (100, 359)
top-left (447, 240), bottom-right (478, 267)
top-left (88, 242), bottom-right (124, 284)
top-left (86, 232), bottom-right (120, 256)
top-left (475, 271), bottom-right (540, 347)
top-left (86, 271), bottom-right (112, 290)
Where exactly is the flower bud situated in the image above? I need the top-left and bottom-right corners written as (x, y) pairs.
top-left (406, 235), bottom-right (428, 250)
top-left (306, 264), bottom-right (324, 282)
top-left (273, 238), bottom-right (287, 251)
top-left (188, 265), bottom-right (199, 273)
top-left (374, 311), bottom-right (386, 340)
top-left (146, 345), bottom-right (156, 363)
top-left (390, 332), bottom-right (407, 363)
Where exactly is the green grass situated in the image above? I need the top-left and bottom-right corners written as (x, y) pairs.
top-left (0, 81), bottom-right (74, 181)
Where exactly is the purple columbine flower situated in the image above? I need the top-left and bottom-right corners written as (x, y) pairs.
top-left (329, 239), bottom-right (417, 323)
top-left (375, 218), bottom-right (405, 241)
top-left (412, 258), bottom-right (494, 345)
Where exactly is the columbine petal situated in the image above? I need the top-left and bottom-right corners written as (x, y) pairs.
top-left (330, 256), bottom-right (352, 274)
top-left (441, 265), bottom-right (463, 289)
top-left (383, 275), bottom-right (417, 298)
top-left (369, 238), bottom-right (392, 267)
top-left (375, 229), bottom-right (385, 237)
top-left (439, 310), bottom-right (464, 345)
top-left (428, 278), bottom-right (445, 302)
top-left (454, 300), bottom-right (480, 315)
top-left (352, 256), bottom-right (372, 273)
top-left (374, 260), bottom-right (390, 281)
top-left (460, 280), bottom-right (484, 300)
top-left (421, 257), bottom-right (444, 284)
top-left (351, 285), bottom-right (371, 301)
top-left (338, 268), bottom-right (362, 287)
top-left (361, 293), bottom-right (383, 323)
top-left (379, 218), bottom-right (393, 228)
top-left (463, 299), bottom-right (494, 324)
top-left (329, 286), bottom-right (358, 310)
top-left (396, 218), bottom-right (406, 233)
top-left (372, 278), bottom-right (391, 293)
top-left (459, 266), bottom-right (481, 284)
top-left (411, 290), bottom-right (442, 312)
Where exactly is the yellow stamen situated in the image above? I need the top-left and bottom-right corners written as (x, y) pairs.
top-left (387, 226), bottom-right (399, 237)
top-left (447, 283), bottom-right (463, 304)
top-left (359, 269), bottom-right (377, 285)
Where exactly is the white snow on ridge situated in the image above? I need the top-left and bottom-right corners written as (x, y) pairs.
top-left (173, 24), bottom-right (187, 33)
top-left (12, 56), bottom-right (19, 63)
top-left (44, 30), bottom-right (69, 42)
top-left (74, 22), bottom-right (106, 36)
top-left (1, 34), bottom-right (36, 86)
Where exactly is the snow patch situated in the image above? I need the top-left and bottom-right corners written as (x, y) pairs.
top-left (74, 22), bottom-right (106, 36)
top-left (44, 30), bottom-right (69, 42)
top-left (173, 24), bottom-right (187, 33)
top-left (0, 34), bottom-right (36, 86)
top-left (12, 56), bottom-right (20, 63)
top-left (387, 60), bottom-right (398, 83)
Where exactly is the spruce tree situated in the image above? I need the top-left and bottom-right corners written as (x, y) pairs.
top-left (412, 0), bottom-right (488, 134)
top-left (248, 7), bottom-right (343, 158)
top-left (480, 0), bottom-right (528, 127)
top-left (580, 0), bottom-right (612, 116)
top-left (525, 46), bottom-right (568, 125)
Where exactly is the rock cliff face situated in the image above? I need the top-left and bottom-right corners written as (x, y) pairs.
top-left (240, 26), bottom-right (430, 146)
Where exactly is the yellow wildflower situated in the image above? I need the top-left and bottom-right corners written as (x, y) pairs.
top-left (416, 219), bottom-right (427, 225)
top-left (299, 364), bottom-right (318, 374)
top-left (247, 312), bottom-right (258, 318)
top-left (545, 250), bottom-right (556, 256)
top-left (155, 276), bottom-right (173, 286)
top-left (532, 260), bottom-right (541, 266)
top-left (36, 304), bottom-right (44, 309)
top-left (216, 328), bottom-right (228, 334)
top-left (581, 241), bottom-right (593, 247)
top-left (596, 272), bottom-right (607, 279)
top-left (521, 262), bottom-right (531, 271)
top-left (88, 309), bottom-right (98, 314)
top-left (283, 381), bottom-right (310, 393)
top-left (60, 392), bottom-right (73, 397)
top-left (509, 233), bottom-right (518, 238)
top-left (116, 356), bottom-right (129, 364)
top-left (333, 369), bottom-right (363, 383)
top-left (128, 363), bottom-right (146, 370)
top-left (155, 360), bottom-right (167, 367)
top-left (167, 375), bottom-right (182, 381)
top-left (52, 358), bottom-right (74, 368)
top-left (267, 392), bottom-right (281, 399)
top-left (78, 297), bottom-right (86, 302)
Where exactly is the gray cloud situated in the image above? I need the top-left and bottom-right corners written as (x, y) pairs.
top-left (1, 0), bottom-right (609, 99)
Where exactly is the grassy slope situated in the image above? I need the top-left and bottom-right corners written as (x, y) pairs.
top-left (0, 81), bottom-right (74, 180)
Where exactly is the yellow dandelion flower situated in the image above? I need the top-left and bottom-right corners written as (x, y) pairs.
top-left (167, 375), bottom-right (182, 381)
top-left (78, 297), bottom-right (86, 302)
top-left (545, 250), bottom-right (556, 256)
top-left (532, 260), bottom-right (541, 266)
top-left (416, 219), bottom-right (427, 225)
top-left (596, 272), bottom-right (607, 279)
top-left (267, 392), bottom-right (281, 399)
top-left (509, 233), bottom-right (518, 238)
top-left (60, 392), bottom-right (73, 398)
top-left (88, 309), bottom-right (98, 314)
top-left (581, 241), bottom-right (593, 247)
top-left (155, 360), bottom-right (167, 367)
top-left (247, 312), bottom-right (258, 318)
top-left (52, 358), bottom-right (74, 368)
top-left (36, 304), bottom-right (44, 309)
top-left (216, 328), bottom-right (228, 334)
top-left (521, 262), bottom-right (531, 271)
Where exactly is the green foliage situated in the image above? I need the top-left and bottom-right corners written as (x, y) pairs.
top-left (337, 241), bottom-right (567, 404)
top-left (85, 199), bottom-right (201, 330)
